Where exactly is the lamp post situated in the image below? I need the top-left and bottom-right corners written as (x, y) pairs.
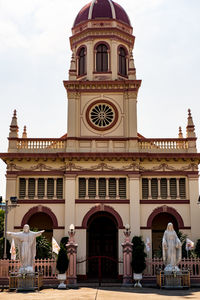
top-left (0, 197), bottom-right (18, 259)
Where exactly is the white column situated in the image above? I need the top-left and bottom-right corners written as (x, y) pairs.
top-left (25, 178), bottom-right (29, 199)
top-left (116, 178), bottom-right (120, 199)
top-left (129, 175), bottom-right (140, 236)
top-left (95, 178), bottom-right (99, 199)
top-left (34, 178), bottom-right (38, 199)
top-left (64, 174), bottom-right (76, 235)
top-left (106, 178), bottom-right (109, 199)
top-left (85, 178), bottom-right (89, 199)
top-left (177, 178), bottom-right (180, 199)
top-left (148, 178), bottom-right (152, 200)
top-left (53, 178), bottom-right (57, 199)
top-left (158, 178), bottom-right (161, 199)
top-left (87, 41), bottom-right (93, 80)
top-left (167, 178), bottom-right (170, 199)
top-left (44, 178), bottom-right (48, 198)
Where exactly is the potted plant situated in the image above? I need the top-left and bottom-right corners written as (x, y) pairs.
top-left (131, 236), bottom-right (147, 287)
top-left (56, 246), bottom-right (69, 289)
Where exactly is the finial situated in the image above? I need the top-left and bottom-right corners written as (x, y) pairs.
top-left (22, 126), bottom-right (27, 138)
top-left (186, 108), bottom-right (196, 138)
top-left (178, 126), bottom-right (183, 139)
top-left (9, 109), bottom-right (19, 138)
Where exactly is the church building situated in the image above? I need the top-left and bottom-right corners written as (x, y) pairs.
top-left (1, 0), bottom-right (200, 279)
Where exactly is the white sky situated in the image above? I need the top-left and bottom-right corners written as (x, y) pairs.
top-left (0, 0), bottom-right (200, 198)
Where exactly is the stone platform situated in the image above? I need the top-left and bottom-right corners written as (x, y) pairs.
top-left (9, 272), bottom-right (43, 291)
top-left (156, 270), bottom-right (190, 289)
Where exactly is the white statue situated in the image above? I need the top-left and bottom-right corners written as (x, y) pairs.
top-left (162, 223), bottom-right (182, 272)
top-left (7, 224), bottom-right (44, 274)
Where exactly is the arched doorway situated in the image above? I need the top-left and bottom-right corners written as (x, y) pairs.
top-left (87, 211), bottom-right (118, 279)
top-left (152, 213), bottom-right (178, 258)
top-left (28, 212), bottom-right (53, 242)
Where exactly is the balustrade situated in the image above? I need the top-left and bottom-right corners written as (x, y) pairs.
top-left (17, 139), bottom-right (65, 150)
top-left (139, 139), bottom-right (189, 151)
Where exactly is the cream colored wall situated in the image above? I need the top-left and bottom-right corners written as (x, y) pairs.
top-left (76, 229), bottom-right (87, 275)
top-left (188, 176), bottom-right (200, 241)
top-left (6, 174), bottom-right (17, 232)
top-left (65, 175), bottom-right (76, 235)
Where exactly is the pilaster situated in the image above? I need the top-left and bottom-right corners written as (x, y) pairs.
top-left (6, 174), bottom-right (17, 231)
top-left (64, 174), bottom-right (76, 235)
top-left (188, 174), bottom-right (199, 241)
top-left (129, 174), bottom-right (140, 236)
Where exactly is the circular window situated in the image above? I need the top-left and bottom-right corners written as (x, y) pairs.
top-left (86, 100), bottom-right (118, 131)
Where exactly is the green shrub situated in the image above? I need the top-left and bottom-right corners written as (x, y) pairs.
top-left (131, 236), bottom-right (147, 274)
top-left (36, 235), bottom-right (52, 259)
top-left (60, 236), bottom-right (69, 248)
top-left (195, 239), bottom-right (200, 258)
top-left (56, 246), bottom-right (69, 274)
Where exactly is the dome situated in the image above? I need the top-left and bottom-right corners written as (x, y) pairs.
top-left (73, 0), bottom-right (131, 28)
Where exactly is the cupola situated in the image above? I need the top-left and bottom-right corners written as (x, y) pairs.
top-left (73, 0), bottom-right (131, 28)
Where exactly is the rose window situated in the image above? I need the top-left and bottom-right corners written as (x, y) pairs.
top-left (86, 101), bottom-right (118, 131)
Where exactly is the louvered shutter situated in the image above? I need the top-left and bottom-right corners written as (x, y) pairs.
top-left (119, 178), bottom-right (126, 199)
top-left (179, 178), bottom-right (186, 199)
top-left (57, 178), bottom-right (63, 199)
top-left (151, 178), bottom-right (158, 199)
top-left (79, 178), bottom-right (86, 198)
top-left (99, 178), bottom-right (106, 198)
top-left (19, 178), bottom-right (26, 199)
top-left (170, 178), bottom-right (177, 199)
top-left (109, 178), bottom-right (116, 198)
top-left (88, 178), bottom-right (96, 198)
top-left (160, 178), bottom-right (167, 199)
top-left (28, 178), bottom-right (35, 199)
top-left (38, 178), bottom-right (44, 198)
top-left (47, 178), bottom-right (54, 199)
top-left (142, 178), bottom-right (148, 199)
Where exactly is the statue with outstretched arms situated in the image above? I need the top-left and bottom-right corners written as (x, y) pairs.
top-left (7, 224), bottom-right (44, 274)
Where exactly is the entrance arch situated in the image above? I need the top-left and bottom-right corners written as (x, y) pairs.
top-left (28, 212), bottom-right (53, 242)
top-left (151, 213), bottom-right (178, 258)
top-left (87, 211), bottom-right (118, 278)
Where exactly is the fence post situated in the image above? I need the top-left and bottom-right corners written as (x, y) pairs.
top-left (66, 226), bottom-right (78, 287)
top-left (122, 225), bottom-right (133, 285)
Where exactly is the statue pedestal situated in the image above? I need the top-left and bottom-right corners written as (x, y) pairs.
top-left (156, 270), bottom-right (190, 289)
top-left (17, 273), bottom-right (35, 291)
top-left (9, 272), bottom-right (43, 291)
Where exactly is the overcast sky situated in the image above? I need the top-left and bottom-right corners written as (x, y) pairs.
top-left (0, 0), bottom-right (200, 198)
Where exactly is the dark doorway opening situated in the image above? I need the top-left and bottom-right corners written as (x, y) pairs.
top-left (28, 212), bottom-right (53, 242)
top-left (152, 212), bottom-right (178, 258)
top-left (87, 212), bottom-right (118, 279)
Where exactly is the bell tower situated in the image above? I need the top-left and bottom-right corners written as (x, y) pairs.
top-left (64, 0), bottom-right (141, 152)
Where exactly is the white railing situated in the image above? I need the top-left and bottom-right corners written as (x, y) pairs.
top-left (139, 139), bottom-right (189, 151)
top-left (144, 257), bottom-right (200, 278)
top-left (17, 139), bottom-right (65, 150)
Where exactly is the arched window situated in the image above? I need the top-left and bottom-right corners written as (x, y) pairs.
top-left (119, 47), bottom-right (127, 76)
top-left (96, 44), bottom-right (108, 72)
top-left (78, 47), bottom-right (86, 76)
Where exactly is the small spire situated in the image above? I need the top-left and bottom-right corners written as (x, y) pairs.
top-left (22, 126), bottom-right (27, 138)
top-left (186, 109), bottom-right (196, 138)
top-left (69, 52), bottom-right (77, 80)
top-left (178, 126), bottom-right (183, 138)
top-left (69, 53), bottom-right (76, 71)
top-left (128, 51), bottom-right (136, 80)
top-left (186, 108), bottom-right (196, 138)
top-left (9, 109), bottom-right (19, 138)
